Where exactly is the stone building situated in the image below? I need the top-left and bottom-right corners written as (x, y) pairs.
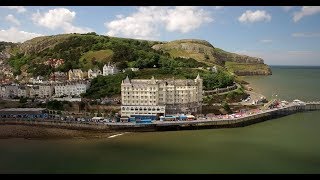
top-left (28, 85), bottom-right (40, 98)
top-left (4, 85), bottom-right (18, 98)
top-left (68, 69), bottom-right (84, 81)
top-left (88, 68), bottom-right (102, 79)
top-left (50, 71), bottom-right (68, 82)
top-left (121, 74), bottom-right (203, 117)
top-left (103, 62), bottom-right (119, 76)
top-left (54, 81), bottom-right (90, 97)
top-left (17, 86), bottom-right (27, 97)
top-left (38, 85), bottom-right (54, 98)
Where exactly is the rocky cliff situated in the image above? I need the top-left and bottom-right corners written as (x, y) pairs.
top-left (152, 39), bottom-right (271, 76)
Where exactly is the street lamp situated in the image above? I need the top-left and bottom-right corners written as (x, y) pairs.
top-left (271, 93), bottom-right (278, 101)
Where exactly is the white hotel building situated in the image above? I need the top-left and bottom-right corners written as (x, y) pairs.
top-left (121, 75), bottom-right (203, 117)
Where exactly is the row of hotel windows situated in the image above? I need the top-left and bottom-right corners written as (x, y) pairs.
top-left (123, 96), bottom-right (156, 99)
top-left (122, 86), bottom-right (198, 91)
top-left (125, 92), bottom-right (157, 95)
top-left (123, 99), bottom-right (193, 104)
top-left (122, 112), bottom-right (159, 115)
top-left (122, 107), bottom-right (165, 111)
top-left (122, 96), bottom-right (195, 100)
top-left (123, 100), bottom-right (157, 104)
top-left (124, 91), bottom-right (196, 96)
top-left (56, 87), bottom-right (86, 89)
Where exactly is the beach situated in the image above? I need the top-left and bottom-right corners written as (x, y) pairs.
top-left (0, 124), bottom-right (117, 139)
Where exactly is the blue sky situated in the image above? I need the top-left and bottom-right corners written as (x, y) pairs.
top-left (0, 6), bottom-right (320, 66)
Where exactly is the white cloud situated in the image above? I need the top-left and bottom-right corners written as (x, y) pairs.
top-left (282, 6), bottom-right (293, 12)
top-left (5, 14), bottom-right (20, 26)
top-left (260, 39), bottom-right (273, 43)
top-left (292, 32), bottom-right (320, 38)
top-left (116, 14), bottom-right (124, 19)
top-left (0, 6), bottom-right (26, 13)
top-left (293, 6), bottom-right (320, 22)
top-left (163, 6), bottom-right (213, 33)
top-left (0, 27), bottom-right (43, 43)
top-left (105, 6), bottom-right (212, 40)
top-left (238, 10), bottom-right (271, 23)
top-left (32, 8), bottom-right (75, 30)
top-left (32, 8), bottom-right (93, 33)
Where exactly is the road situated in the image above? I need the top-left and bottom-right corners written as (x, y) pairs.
top-left (204, 90), bottom-right (267, 106)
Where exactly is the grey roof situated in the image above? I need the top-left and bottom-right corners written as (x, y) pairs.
top-left (0, 108), bottom-right (46, 112)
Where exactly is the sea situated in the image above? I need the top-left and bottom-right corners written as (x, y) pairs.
top-left (0, 66), bottom-right (320, 174)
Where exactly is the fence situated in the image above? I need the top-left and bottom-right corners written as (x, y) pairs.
top-left (204, 83), bottom-right (238, 96)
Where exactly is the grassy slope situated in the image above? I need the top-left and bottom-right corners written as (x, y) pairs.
top-left (18, 34), bottom-right (76, 54)
top-left (157, 41), bottom-right (216, 65)
top-left (132, 68), bottom-right (209, 80)
top-left (167, 49), bottom-right (214, 65)
top-left (79, 50), bottom-right (113, 70)
top-left (225, 62), bottom-right (270, 73)
top-left (153, 40), bottom-right (271, 75)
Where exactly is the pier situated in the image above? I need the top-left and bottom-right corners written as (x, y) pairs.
top-left (106, 101), bottom-right (320, 131)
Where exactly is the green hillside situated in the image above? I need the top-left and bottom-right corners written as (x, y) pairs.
top-left (225, 62), bottom-right (272, 76)
top-left (0, 33), bottom-right (272, 98)
top-left (152, 39), bottom-right (272, 75)
top-left (79, 50), bottom-right (113, 71)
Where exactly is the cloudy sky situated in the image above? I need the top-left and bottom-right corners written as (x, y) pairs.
top-left (0, 6), bottom-right (320, 66)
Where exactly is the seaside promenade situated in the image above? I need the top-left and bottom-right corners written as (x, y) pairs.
top-left (105, 101), bottom-right (320, 131)
top-left (1, 101), bottom-right (320, 132)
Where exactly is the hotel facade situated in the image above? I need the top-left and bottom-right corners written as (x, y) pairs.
top-left (121, 75), bottom-right (203, 117)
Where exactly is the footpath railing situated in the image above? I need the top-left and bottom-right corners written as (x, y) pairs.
top-left (204, 83), bottom-right (238, 96)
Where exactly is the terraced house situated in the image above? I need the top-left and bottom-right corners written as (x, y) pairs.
top-left (68, 69), bottom-right (84, 81)
top-left (54, 81), bottom-right (90, 97)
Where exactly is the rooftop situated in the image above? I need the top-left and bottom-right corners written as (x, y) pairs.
top-left (0, 108), bottom-right (46, 112)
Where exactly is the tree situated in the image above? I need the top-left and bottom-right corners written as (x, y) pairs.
top-left (222, 101), bottom-right (232, 113)
top-left (19, 97), bottom-right (27, 103)
top-left (116, 61), bottom-right (128, 70)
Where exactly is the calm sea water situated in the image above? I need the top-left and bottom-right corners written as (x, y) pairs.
top-left (1, 66), bottom-right (320, 174)
top-left (243, 66), bottom-right (320, 102)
